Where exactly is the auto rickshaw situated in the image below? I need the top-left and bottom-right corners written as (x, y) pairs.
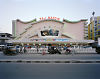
top-left (3, 46), bottom-right (18, 55)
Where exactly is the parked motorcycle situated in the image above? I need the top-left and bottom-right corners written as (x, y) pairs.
top-left (48, 46), bottom-right (61, 54)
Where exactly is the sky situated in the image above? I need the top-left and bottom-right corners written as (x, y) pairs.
top-left (0, 0), bottom-right (100, 34)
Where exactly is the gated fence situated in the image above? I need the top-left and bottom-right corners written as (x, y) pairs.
top-left (25, 48), bottom-right (48, 54)
top-left (25, 48), bottom-right (96, 54)
top-left (72, 48), bottom-right (96, 54)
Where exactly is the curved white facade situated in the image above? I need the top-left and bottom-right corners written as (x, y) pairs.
top-left (12, 19), bottom-right (87, 41)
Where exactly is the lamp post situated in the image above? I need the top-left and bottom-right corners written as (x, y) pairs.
top-left (92, 11), bottom-right (95, 41)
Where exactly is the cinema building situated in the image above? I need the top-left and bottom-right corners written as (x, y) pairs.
top-left (11, 17), bottom-right (94, 48)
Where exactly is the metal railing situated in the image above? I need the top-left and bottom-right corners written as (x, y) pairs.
top-left (71, 48), bottom-right (96, 54)
top-left (25, 48), bottom-right (49, 54)
top-left (25, 48), bottom-right (96, 54)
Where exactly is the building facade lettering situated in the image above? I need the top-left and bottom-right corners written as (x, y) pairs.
top-left (39, 16), bottom-right (60, 21)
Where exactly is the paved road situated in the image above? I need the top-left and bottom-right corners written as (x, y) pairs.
top-left (0, 63), bottom-right (100, 79)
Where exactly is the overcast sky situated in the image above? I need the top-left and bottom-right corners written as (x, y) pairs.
top-left (0, 0), bottom-right (100, 33)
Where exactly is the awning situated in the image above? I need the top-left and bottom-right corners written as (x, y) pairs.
top-left (8, 38), bottom-right (94, 44)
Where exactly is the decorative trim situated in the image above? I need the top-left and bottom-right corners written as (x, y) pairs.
top-left (16, 18), bottom-right (36, 24)
top-left (63, 19), bottom-right (87, 23)
top-left (61, 34), bottom-right (72, 38)
top-left (20, 30), bottom-right (27, 35)
top-left (31, 19), bottom-right (64, 25)
top-left (25, 25), bottom-right (32, 30)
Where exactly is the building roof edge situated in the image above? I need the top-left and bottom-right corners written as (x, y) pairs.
top-left (63, 19), bottom-right (87, 23)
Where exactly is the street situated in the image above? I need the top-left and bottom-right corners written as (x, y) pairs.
top-left (0, 63), bottom-right (100, 79)
top-left (0, 51), bottom-right (100, 79)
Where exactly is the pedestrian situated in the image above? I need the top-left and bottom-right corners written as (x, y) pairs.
top-left (42, 49), bottom-right (46, 55)
top-left (22, 47), bottom-right (25, 53)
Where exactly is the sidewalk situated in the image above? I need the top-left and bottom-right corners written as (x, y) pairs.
top-left (0, 59), bottom-right (100, 63)
top-left (0, 51), bottom-right (100, 63)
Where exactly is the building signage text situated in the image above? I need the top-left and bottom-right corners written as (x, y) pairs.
top-left (39, 16), bottom-right (60, 20)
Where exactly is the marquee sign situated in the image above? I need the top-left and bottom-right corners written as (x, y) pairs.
top-left (39, 16), bottom-right (60, 20)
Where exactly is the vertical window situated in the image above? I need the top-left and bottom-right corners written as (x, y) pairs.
top-left (90, 33), bottom-right (92, 36)
top-left (98, 31), bottom-right (100, 35)
top-left (94, 32), bottom-right (96, 37)
top-left (98, 20), bottom-right (100, 24)
top-left (95, 21), bottom-right (97, 26)
top-left (98, 25), bottom-right (100, 30)
top-left (95, 27), bottom-right (97, 31)
top-left (95, 21), bottom-right (97, 23)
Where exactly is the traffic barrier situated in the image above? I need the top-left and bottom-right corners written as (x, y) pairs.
top-left (25, 48), bottom-right (49, 54)
top-left (72, 48), bottom-right (96, 54)
top-left (25, 48), bottom-right (96, 54)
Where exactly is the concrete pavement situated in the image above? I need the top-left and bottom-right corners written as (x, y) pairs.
top-left (0, 51), bottom-right (100, 63)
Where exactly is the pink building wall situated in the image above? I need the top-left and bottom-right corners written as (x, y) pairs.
top-left (12, 19), bottom-right (86, 40)
top-left (19, 20), bottom-right (64, 40)
top-left (63, 21), bottom-right (85, 40)
top-left (16, 21), bottom-right (32, 36)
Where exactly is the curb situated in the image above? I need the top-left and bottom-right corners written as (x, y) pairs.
top-left (0, 60), bottom-right (100, 63)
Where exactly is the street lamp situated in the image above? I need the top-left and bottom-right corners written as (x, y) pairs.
top-left (92, 11), bottom-right (96, 41)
